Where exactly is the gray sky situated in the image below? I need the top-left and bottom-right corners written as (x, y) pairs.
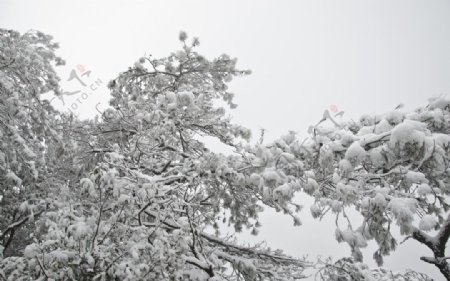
top-left (2, 0), bottom-right (450, 279)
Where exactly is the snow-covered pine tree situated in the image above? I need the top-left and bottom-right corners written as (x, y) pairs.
top-left (297, 97), bottom-right (450, 279)
top-left (0, 28), bottom-right (443, 281)
top-left (0, 28), bottom-right (68, 258)
top-left (1, 31), bottom-right (310, 280)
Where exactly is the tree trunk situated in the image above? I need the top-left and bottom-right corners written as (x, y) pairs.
top-left (413, 213), bottom-right (450, 280)
top-left (437, 262), bottom-right (450, 281)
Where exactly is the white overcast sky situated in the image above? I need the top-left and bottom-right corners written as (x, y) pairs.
top-left (2, 0), bottom-right (450, 279)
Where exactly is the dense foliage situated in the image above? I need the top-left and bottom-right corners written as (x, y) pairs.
top-left (0, 29), bottom-right (446, 280)
top-left (0, 29), bottom-right (67, 258)
top-left (0, 30), bottom-right (309, 281)
top-left (299, 97), bottom-right (450, 278)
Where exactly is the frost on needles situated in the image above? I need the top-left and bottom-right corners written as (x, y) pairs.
top-left (0, 29), bottom-right (447, 281)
